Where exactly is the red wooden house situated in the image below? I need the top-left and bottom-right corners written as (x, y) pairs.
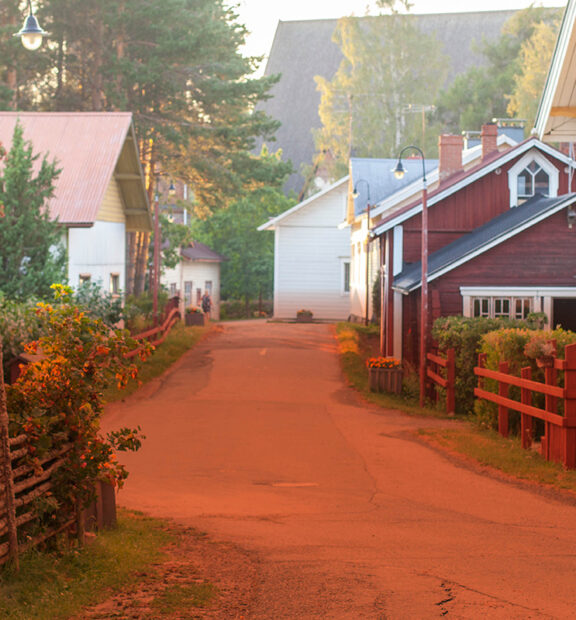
top-left (372, 125), bottom-right (576, 365)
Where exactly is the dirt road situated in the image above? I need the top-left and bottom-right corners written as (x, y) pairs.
top-left (103, 321), bottom-right (576, 618)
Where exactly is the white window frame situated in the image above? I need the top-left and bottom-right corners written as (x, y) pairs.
top-left (508, 150), bottom-right (558, 207)
top-left (109, 273), bottom-right (120, 296)
top-left (461, 287), bottom-right (576, 328)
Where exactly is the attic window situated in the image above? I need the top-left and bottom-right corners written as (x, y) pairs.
top-left (517, 161), bottom-right (549, 201)
top-left (508, 151), bottom-right (558, 207)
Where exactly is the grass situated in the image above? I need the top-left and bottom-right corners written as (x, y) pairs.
top-left (0, 510), bottom-right (172, 620)
top-left (336, 322), bottom-right (576, 497)
top-left (417, 426), bottom-right (576, 495)
top-left (104, 322), bottom-right (211, 402)
top-left (152, 582), bottom-right (219, 614)
top-left (335, 322), bottom-right (451, 418)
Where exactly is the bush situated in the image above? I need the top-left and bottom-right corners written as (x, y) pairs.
top-left (475, 327), bottom-right (576, 431)
top-left (432, 315), bottom-right (531, 415)
top-left (220, 299), bottom-right (272, 320)
top-left (0, 294), bottom-right (41, 380)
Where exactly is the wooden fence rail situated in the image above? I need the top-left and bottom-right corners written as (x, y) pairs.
top-left (474, 342), bottom-right (576, 468)
top-left (426, 348), bottom-right (456, 415)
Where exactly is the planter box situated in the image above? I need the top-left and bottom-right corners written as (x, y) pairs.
top-left (369, 367), bottom-right (403, 394)
top-left (185, 313), bottom-right (205, 326)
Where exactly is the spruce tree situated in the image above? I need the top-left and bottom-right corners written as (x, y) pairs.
top-left (0, 122), bottom-right (66, 299)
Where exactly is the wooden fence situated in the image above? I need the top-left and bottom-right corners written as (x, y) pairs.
top-left (474, 342), bottom-right (576, 468)
top-left (0, 305), bottom-right (185, 568)
top-left (426, 348), bottom-right (456, 415)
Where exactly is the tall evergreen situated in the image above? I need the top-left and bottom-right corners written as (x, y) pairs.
top-left (0, 122), bottom-right (66, 299)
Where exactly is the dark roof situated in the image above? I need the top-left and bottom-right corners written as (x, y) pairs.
top-left (257, 10), bottom-right (522, 195)
top-left (393, 193), bottom-right (576, 293)
top-left (351, 157), bottom-right (438, 216)
top-left (180, 241), bottom-right (226, 263)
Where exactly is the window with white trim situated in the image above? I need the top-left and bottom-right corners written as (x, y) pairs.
top-left (472, 296), bottom-right (533, 319)
top-left (508, 151), bottom-right (558, 207)
top-left (342, 261), bottom-right (351, 294)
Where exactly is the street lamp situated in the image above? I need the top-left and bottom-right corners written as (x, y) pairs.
top-left (353, 179), bottom-right (372, 326)
top-left (14, 0), bottom-right (48, 50)
top-left (393, 146), bottom-right (428, 407)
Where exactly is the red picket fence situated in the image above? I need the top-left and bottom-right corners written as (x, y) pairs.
top-left (426, 348), bottom-right (456, 415)
top-left (474, 342), bottom-right (576, 468)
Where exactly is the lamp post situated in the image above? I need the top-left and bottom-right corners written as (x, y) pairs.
top-left (14, 0), bottom-right (48, 50)
top-left (393, 146), bottom-right (428, 407)
top-left (352, 179), bottom-right (372, 326)
top-left (152, 184), bottom-right (161, 326)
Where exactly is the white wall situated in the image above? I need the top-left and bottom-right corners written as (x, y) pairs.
top-left (162, 260), bottom-right (221, 320)
top-left (272, 183), bottom-right (351, 320)
top-left (67, 221), bottom-right (126, 293)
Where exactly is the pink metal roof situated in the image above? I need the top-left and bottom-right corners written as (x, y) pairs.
top-left (0, 112), bottom-right (149, 228)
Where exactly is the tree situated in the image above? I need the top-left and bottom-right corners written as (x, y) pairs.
top-left (435, 6), bottom-right (561, 134)
top-left (314, 0), bottom-right (447, 181)
top-left (0, 122), bottom-right (66, 299)
top-left (507, 19), bottom-right (561, 125)
top-left (191, 186), bottom-right (295, 308)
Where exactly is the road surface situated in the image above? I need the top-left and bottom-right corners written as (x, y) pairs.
top-left (104, 321), bottom-right (576, 618)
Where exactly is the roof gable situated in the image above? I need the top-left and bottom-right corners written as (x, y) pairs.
top-left (0, 112), bottom-right (151, 231)
top-left (393, 193), bottom-right (576, 293)
top-left (258, 176), bottom-right (348, 231)
top-left (373, 138), bottom-right (573, 236)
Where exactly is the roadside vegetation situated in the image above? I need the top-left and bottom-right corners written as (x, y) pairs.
top-left (336, 321), bottom-right (576, 499)
top-left (0, 511), bottom-right (171, 620)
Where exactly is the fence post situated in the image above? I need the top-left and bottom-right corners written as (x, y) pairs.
top-left (563, 343), bottom-right (576, 468)
top-left (0, 342), bottom-right (19, 570)
top-left (520, 366), bottom-right (533, 450)
top-left (446, 348), bottom-right (456, 415)
top-left (498, 361), bottom-right (509, 438)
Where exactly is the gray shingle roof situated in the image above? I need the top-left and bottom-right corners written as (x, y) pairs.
top-left (351, 157), bottom-right (438, 217)
top-left (393, 193), bottom-right (576, 293)
top-left (180, 242), bottom-right (226, 263)
top-left (257, 10), bottom-right (521, 196)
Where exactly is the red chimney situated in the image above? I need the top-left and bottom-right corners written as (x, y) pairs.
top-left (438, 134), bottom-right (464, 182)
top-left (481, 123), bottom-right (498, 159)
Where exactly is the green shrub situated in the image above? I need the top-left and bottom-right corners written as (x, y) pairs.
top-left (220, 299), bottom-right (272, 320)
top-left (432, 315), bottom-right (530, 415)
top-left (475, 327), bottom-right (576, 432)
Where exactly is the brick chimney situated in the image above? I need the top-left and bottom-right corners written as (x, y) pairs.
top-left (481, 123), bottom-right (498, 159)
top-left (438, 134), bottom-right (464, 182)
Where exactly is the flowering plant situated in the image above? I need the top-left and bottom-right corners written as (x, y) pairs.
top-left (6, 284), bottom-right (152, 522)
top-left (296, 309), bottom-right (313, 318)
top-left (366, 356), bottom-right (401, 369)
top-left (186, 306), bottom-right (203, 314)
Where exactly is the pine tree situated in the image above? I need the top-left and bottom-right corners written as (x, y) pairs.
top-left (0, 122), bottom-right (66, 299)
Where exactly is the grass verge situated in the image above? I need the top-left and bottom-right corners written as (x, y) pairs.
top-left (152, 582), bottom-right (219, 614)
top-left (335, 322), bottom-right (450, 418)
top-left (417, 426), bottom-right (576, 495)
top-left (0, 510), bottom-right (172, 620)
top-left (104, 323), bottom-right (211, 402)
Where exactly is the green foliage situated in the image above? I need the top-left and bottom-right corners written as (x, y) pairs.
top-left (475, 327), bottom-right (576, 431)
top-left (72, 281), bottom-right (123, 327)
top-left (0, 294), bottom-right (41, 378)
top-left (315, 3), bottom-right (447, 176)
top-left (432, 315), bottom-right (530, 415)
top-left (192, 186), bottom-right (295, 305)
top-left (435, 5), bottom-right (561, 133)
top-left (220, 299), bottom-right (272, 320)
top-left (123, 291), bottom-right (170, 333)
top-left (0, 122), bottom-right (66, 299)
top-left (6, 285), bottom-right (152, 520)
top-left (12, 0), bottom-right (289, 212)
top-left (507, 19), bottom-right (561, 125)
